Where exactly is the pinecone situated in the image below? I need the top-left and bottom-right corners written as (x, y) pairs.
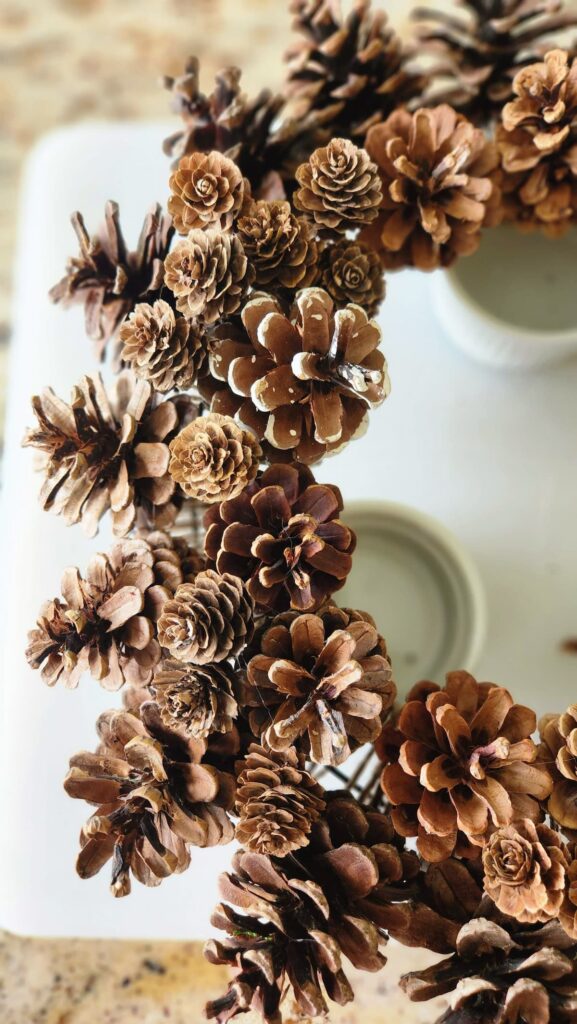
top-left (168, 413), bottom-right (262, 504)
top-left (142, 528), bottom-right (206, 590)
top-left (204, 463), bottom-right (355, 613)
top-left (199, 289), bottom-right (390, 465)
top-left (163, 229), bottom-right (253, 324)
top-left (243, 604), bottom-right (395, 766)
top-left (235, 744), bottom-right (326, 856)
top-left (379, 672), bottom-right (552, 863)
top-left (64, 702), bottom-right (237, 897)
top-left (320, 239), bottom-right (385, 316)
top-left (158, 570), bottom-right (254, 665)
top-left (502, 49), bottom-right (577, 151)
top-left (362, 105), bottom-right (498, 271)
top-left (294, 138), bottom-right (382, 231)
top-left (23, 373), bottom-right (194, 537)
top-left (412, 0), bottom-right (577, 128)
top-left (151, 658), bottom-right (238, 739)
top-left (482, 819), bottom-right (569, 924)
top-left (50, 202), bottom-right (174, 360)
top-left (236, 200), bottom-right (319, 290)
top-left (118, 300), bottom-right (206, 393)
top-left (168, 151), bottom-right (247, 234)
top-left (539, 706), bottom-right (577, 832)
top-left (560, 844), bottom-right (577, 940)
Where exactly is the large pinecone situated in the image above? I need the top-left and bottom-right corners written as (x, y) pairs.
top-left (362, 105), bottom-right (498, 271)
top-left (119, 300), bottom-right (206, 393)
top-left (199, 288), bottom-right (390, 465)
top-left (50, 202), bottom-right (174, 360)
top-left (379, 672), bottom-right (552, 863)
top-left (236, 200), bottom-right (319, 290)
top-left (243, 604), bottom-right (395, 766)
top-left (294, 138), bottom-right (383, 231)
top-left (158, 570), bottom-right (254, 665)
top-left (412, 0), bottom-right (577, 128)
top-left (169, 413), bottom-right (262, 504)
top-left (26, 533), bottom-right (193, 690)
top-left (539, 706), bottom-right (577, 832)
top-left (482, 819), bottom-right (569, 924)
top-left (151, 658), bottom-right (238, 740)
top-left (204, 462), bottom-right (355, 613)
top-left (64, 702), bottom-right (237, 897)
top-left (164, 229), bottom-right (253, 324)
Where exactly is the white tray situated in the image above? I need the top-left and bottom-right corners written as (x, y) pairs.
top-left (2, 122), bottom-right (577, 940)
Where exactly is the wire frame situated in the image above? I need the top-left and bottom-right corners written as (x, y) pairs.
top-left (312, 747), bottom-right (387, 810)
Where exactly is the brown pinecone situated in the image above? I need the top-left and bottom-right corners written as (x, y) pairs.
top-left (539, 706), bottom-right (577, 832)
top-left (502, 50), bottom-right (577, 153)
top-left (158, 570), bottom-right (254, 665)
top-left (294, 138), bottom-right (382, 231)
top-left (22, 373), bottom-right (194, 537)
top-left (560, 843), bottom-right (577, 940)
top-left (151, 658), bottom-right (237, 739)
top-left (412, 0), bottom-right (577, 128)
top-left (142, 528), bottom-right (206, 590)
top-left (168, 151), bottom-right (247, 234)
top-left (199, 289), bottom-right (390, 465)
top-left (320, 239), bottom-right (385, 316)
top-left (235, 744), bottom-right (326, 856)
top-left (379, 672), bottom-right (552, 863)
top-left (243, 604), bottom-right (395, 766)
top-left (163, 229), bottom-right (253, 324)
top-left (363, 105), bottom-right (498, 271)
top-left (482, 819), bottom-right (569, 924)
top-left (236, 200), bottom-right (319, 289)
top-left (64, 702), bottom-right (237, 897)
top-left (119, 300), bottom-right (206, 393)
top-left (50, 202), bottom-right (174, 360)
top-left (169, 413), bottom-right (262, 504)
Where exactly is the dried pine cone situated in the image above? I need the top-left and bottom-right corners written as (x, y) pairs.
top-left (560, 843), bottom-right (577, 940)
top-left (164, 229), bottom-right (253, 324)
top-left (119, 300), bottom-right (206, 392)
top-left (294, 138), bottom-right (382, 231)
top-left (151, 658), bottom-right (238, 739)
top-left (169, 413), bottom-right (262, 503)
top-left (320, 239), bottom-right (385, 316)
top-left (243, 604), bottom-right (395, 766)
top-left (379, 671), bottom-right (552, 863)
top-left (502, 49), bottom-right (577, 153)
top-left (204, 463), bottom-right (355, 613)
top-left (168, 151), bottom-right (247, 234)
top-left (200, 289), bottom-right (390, 465)
top-left (158, 570), bottom-right (254, 665)
top-left (64, 702), bottom-right (237, 897)
top-left (539, 706), bottom-right (577, 832)
top-left (235, 744), bottom-right (326, 856)
top-left (50, 202), bottom-right (174, 359)
top-left (482, 819), bottom-right (569, 924)
top-left (236, 200), bottom-right (318, 290)
top-left (363, 105), bottom-right (498, 271)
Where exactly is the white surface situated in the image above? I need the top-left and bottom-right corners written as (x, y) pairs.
top-left (2, 122), bottom-right (577, 940)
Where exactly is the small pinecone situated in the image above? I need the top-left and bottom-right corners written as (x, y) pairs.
top-left (23, 372), bottom-right (194, 537)
top-left (379, 672), bottom-right (553, 863)
top-left (169, 413), bottom-right (262, 503)
top-left (320, 239), bottom-right (385, 316)
top-left (560, 843), bottom-right (577, 940)
top-left (151, 657), bottom-right (237, 739)
top-left (64, 702), bottom-right (237, 897)
top-left (294, 138), bottom-right (382, 231)
top-left (143, 528), bottom-right (206, 590)
top-left (363, 105), bottom-right (498, 271)
top-left (50, 202), bottom-right (174, 360)
top-left (502, 50), bottom-right (577, 153)
top-left (158, 570), bottom-right (254, 665)
top-left (119, 300), bottom-right (206, 392)
top-left (482, 819), bottom-right (569, 924)
top-left (236, 199), bottom-right (319, 289)
top-left (235, 744), bottom-right (326, 856)
top-left (539, 706), bottom-right (577, 832)
top-left (164, 229), bottom-right (253, 324)
top-left (243, 604), bottom-right (395, 765)
top-left (204, 462), bottom-right (355, 612)
top-left (199, 288), bottom-right (390, 465)
top-left (168, 151), bottom-right (247, 234)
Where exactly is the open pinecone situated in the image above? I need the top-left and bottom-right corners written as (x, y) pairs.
top-left (168, 151), bottom-right (247, 233)
top-left (204, 463), bottom-right (355, 613)
top-left (64, 703), bottom-right (237, 897)
top-left (378, 672), bottom-right (552, 863)
top-left (50, 202), bottom-right (174, 360)
top-left (119, 300), bottom-right (206, 393)
top-left (169, 413), bottom-right (262, 504)
top-left (320, 239), bottom-right (385, 316)
top-left (236, 200), bottom-right (319, 290)
top-left (158, 570), bottom-right (254, 665)
top-left (482, 819), bottom-right (569, 924)
top-left (164, 229), bottom-right (253, 324)
top-left (151, 658), bottom-right (238, 739)
top-left (539, 706), bottom-right (577, 832)
top-left (294, 138), bottom-right (382, 231)
top-left (199, 288), bottom-right (390, 465)
top-left (243, 604), bottom-right (395, 766)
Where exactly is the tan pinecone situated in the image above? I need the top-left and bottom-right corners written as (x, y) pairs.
top-left (234, 744), bottom-right (326, 856)
top-left (151, 658), bottom-right (237, 739)
top-left (158, 570), bottom-right (254, 665)
top-left (539, 706), bottom-right (577, 832)
top-left (502, 50), bottom-right (577, 153)
top-left (294, 138), bottom-right (382, 231)
top-left (64, 702), bottom-right (237, 897)
top-left (168, 151), bottom-right (247, 234)
top-left (168, 413), bottom-right (262, 503)
top-left (163, 229), bottom-right (253, 324)
top-left (119, 299), bottom-right (206, 393)
top-left (560, 843), bottom-right (577, 939)
top-left (236, 199), bottom-right (319, 289)
top-left (482, 819), bottom-right (569, 924)
top-left (320, 239), bottom-right (385, 316)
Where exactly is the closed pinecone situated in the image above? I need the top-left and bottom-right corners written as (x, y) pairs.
top-left (243, 604), bottom-right (395, 766)
top-left (164, 229), bottom-right (253, 324)
top-left (119, 300), bottom-right (206, 392)
top-left (320, 239), bottom-right (385, 316)
top-left (482, 819), bottom-right (569, 924)
top-left (169, 413), bottom-right (262, 504)
top-left (50, 202), bottom-right (174, 360)
top-left (64, 702), bottom-right (237, 897)
top-left (199, 289), bottom-right (390, 465)
top-left (363, 105), bottom-right (498, 271)
top-left (158, 570), bottom-right (254, 665)
top-left (168, 151), bottom-right (247, 234)
top-left (152, 658), bottom-right (237, 739)
top-left (539, 706), bottom-right (577, 832)
top-left (236, 200), bottom-right (319, 289)
top-left (379, 672), bottom-right (552, 863)
top-left (294, 138), bottom-right (382, 231)
top-left (142, 529), bottom-right (206, 590)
